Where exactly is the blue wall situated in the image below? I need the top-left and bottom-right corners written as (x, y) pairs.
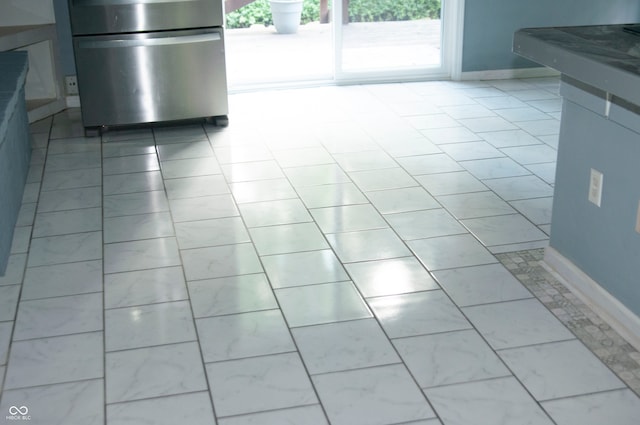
top-left (551, 82), bottom-right (640, 316)
top-left (462, 0), bottom-right (639, 72)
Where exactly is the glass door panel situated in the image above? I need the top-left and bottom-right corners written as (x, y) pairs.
top-left (335, 0), bottom-right (443, 77)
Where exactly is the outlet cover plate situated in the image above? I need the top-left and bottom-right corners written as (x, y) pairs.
top-left (65, 75), bottom-right (78, 95)
top-left (588, 168), bottom-right (603, 207)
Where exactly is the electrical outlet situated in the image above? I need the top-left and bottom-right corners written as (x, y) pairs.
top-left (588, 168), bottom-right (603, 207)
top-left (636, 200), bottom-right (640, 234)
top-left (65, 75), bottom-right (78, 95)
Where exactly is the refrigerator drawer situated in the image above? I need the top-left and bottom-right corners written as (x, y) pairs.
top-left (69, 0), bottom-right (224, 35)
top-left (73, 28), bottom-right (228, 127)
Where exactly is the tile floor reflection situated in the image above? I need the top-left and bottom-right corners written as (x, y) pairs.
top-left (2, 77), bottom-right (640, 424)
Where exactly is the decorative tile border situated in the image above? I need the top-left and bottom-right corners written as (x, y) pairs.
top-left (497, 249), bottom-right (640, 396)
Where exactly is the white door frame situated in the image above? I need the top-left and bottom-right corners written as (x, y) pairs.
top-left (331, 0), bottom-right (465, 83)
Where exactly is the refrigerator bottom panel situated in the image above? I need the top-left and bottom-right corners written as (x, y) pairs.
top-left (73, 28), bottom-right (228, 128)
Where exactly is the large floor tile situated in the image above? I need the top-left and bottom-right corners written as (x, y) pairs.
top-left (541, 389), bottom-right (640, 425)
top-left (262, 249), bottom-right (348, 288)
top-left (0, 321), bottom-right (12, 364)
top-left (416, 171), bottom-right (487, 196)
top-left (346, 256), bottom-right (439, 298)
top-left (422, 126), bottom-right (482, 144)
top-left (102, 171), bottom-right (164, 195)
top-left (480, 129), bottom-right (542, 148)
top-left (433, 263), bottom-right (532, 307)
top-left (4, 332), bottom-right (103, 389)
top-left (101, 137), bottom-right (155, 158)
top-left (103, 191), bottom-right (169, 217)
top-left (21, 260), bottom-right (101, 300)
top-left (217, 405), bottom-right (328, 425)
top-left (181, 243), bottom-right (262, 281)
top-left (105, 266), bottom-right (187, 309)
top-left (104, 212), bottom-right (175, 243)
top-left (107, 392), bottom-right (216, 425)
top-left (366, 186), bottom-right (439, 214)
top-left (297, 182), bottom-right (368, 208)
top-left (103, 154), bottom-right (160, 175)
top-left (333, 149), bottom-right (397, 171)
top-left (462, 299), bottom-right (575, 350)
top-left (397, 153), bottom-right (464, 175)
top-left (516, 119), bottom-right (560, 136)
top-left (37, 187), bottom-right (101, 213)
top-left (483, 175), bottom-right (553, 200)
top-left (284, 164), bottom-right (351, 187)
top-left (156, 140), bottom-right (213, 161)
top-left (231, 178), bottom-right (297, 203)
top-left (437, 191), bottom-right (516, 219)
top-left (393, 330), bottom-right (510, 388)
top-left (105, 301), bottom-right (197, 351)
top-left (0, 254), bottom-right (27, 286)
top-left (424, 377), bottom-right (554, 425)
top-left (238, 198), bottom-right (312, 227)
top-left (275, 281), bottom-right (371, 327)
top-left (327, 228), bottom-right (411, 263)
top-left (439, 141), bottom-right (503, 161)
top-left (169, 194), bottom-right (239, 222)
top-left (500, 144), bottom-right (558, 165)
top-left (33, 207), bottom-right (102, 237)
top-left (160, 156), bottom-right (221, 179)
top-left (386, 208), bottom-right (467, 240)
top-left (104, 237), bottom-right (181, 274)
top-left (214, 144), bottom-right (274, 164)
top-left (14, 293), bottom-right (103, 340)
top-left (499, 339), bottom-right (624, 401)
top-left (188, 273), bottom-right (278, 317)
top-left (0, 285), bottom-right (20, 321)
top-left (272, 146), bottom-right (334, 168)
top-left (175, 217), bottom-right (250, 249)
top-left (313, 364), bottom-right (435, 425)
top-left (206, 352), bottom-right (317, 417)
top-left (311, 204), bottom-right (387, 233)
top-left (164, 175), bottom-right (230, 199)
top-left (509, 197), bottom-right (553, 225)
top-left (197, 309), bottom-right (295, 362)
top-left (349, 167), bottom-right (418, 191)
top-left (249, 222), bottom-right (328, 255)
top-left (221, 160), bottom-right (285, 183)
top-left (45, 151), bottom-right (101, 172)
top-left (461, 214), bottom-right (548, 246)
top-left (368, 290), bottom-right (470, 338)
top-left (28, 232), bottom-right (102, 267)
top-left (48, 136), bottom-right (100, 155)
top-left (106, 341), bottom-right (207, 403)
top-left (408, 234), bottom-right (497, 271)
top-left (292, 318), bottom-right (400, 374)
top-left (461, 157), bottom-right (531, 179)
top-left (0, 379), bottom-right (104, 425)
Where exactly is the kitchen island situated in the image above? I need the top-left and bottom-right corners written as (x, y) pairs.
top-left (514, 24), bottom-right (640, 348)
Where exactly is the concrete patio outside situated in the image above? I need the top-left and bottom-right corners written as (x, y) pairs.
top-left (224, 18), bottom-right (442, 88)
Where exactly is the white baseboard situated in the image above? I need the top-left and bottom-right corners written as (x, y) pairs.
top-left (460, 67), bottom-right (560, 81)
top-left (543, 246), bottom-right (640, 351)
top-left (66, 95), bottom-right (80, 108)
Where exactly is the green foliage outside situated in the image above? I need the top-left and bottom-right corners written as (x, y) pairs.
top-left (225, 0), bottom-right (441, 29)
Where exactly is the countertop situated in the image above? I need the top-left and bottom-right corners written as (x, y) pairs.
top-left (514, 24), bottom-right (640, 105)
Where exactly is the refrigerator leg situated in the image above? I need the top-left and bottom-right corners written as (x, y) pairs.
top-left (208, 115), bottom-right (229, 128)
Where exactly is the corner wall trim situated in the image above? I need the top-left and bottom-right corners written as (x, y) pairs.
top-left (543, 246), bottom-right (640, 351)
top-left (460, 67), bottom-right (560, 81)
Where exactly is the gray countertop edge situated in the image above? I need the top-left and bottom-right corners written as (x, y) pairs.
top-left (514, 28), bottom-right (640, 107)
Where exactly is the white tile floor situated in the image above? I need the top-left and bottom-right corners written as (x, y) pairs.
top-left (1, 77), bottom-right (640, 424)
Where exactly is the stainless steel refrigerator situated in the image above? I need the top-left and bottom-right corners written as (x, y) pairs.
top-left (68, 0), bottom-right (229, 133)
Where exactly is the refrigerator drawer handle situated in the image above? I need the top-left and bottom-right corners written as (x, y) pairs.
top-left (79, 33), bottom-right (221, 49)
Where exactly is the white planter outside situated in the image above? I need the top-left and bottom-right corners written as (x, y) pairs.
top-left (270, 0), bottom-right (303, 34)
